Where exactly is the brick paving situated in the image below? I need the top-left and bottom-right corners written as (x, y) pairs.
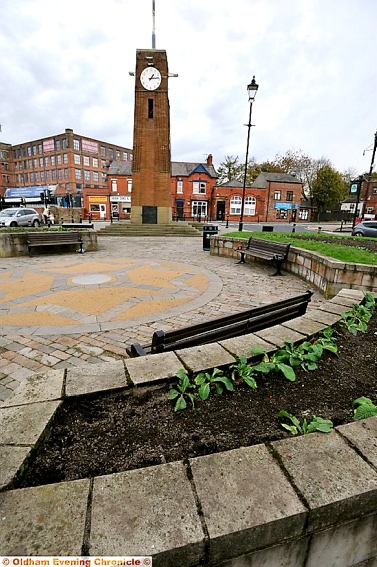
top-left (0, 231), bottom-right (326, 401)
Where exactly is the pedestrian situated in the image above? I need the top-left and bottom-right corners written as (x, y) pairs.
top-left (43, 206), bottom-right (50, 225)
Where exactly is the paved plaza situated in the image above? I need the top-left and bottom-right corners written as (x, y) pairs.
top-left (0, 230), bottom-right (326, 401)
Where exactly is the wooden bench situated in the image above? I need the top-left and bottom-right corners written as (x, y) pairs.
top-left (27, 231), bottom-right (84, 257)
top-left (126, 290), bottom-right (313, 357)
top-left (237, 237), bottom-right (291, 275)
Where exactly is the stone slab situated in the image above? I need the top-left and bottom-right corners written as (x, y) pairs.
top-left (0, 400), bottom-right (60, 445)
top-left (65, 360), bottom-right (127, 396)
top-left (125, 351), bottom-right (183, 385)
top-left (217, 538), bottom-right (309, 567)
top-left (190, 444), bottom-right (307, 564)
top-left (254, 324), bottom-right (307, 348)
top-left (0, 445), bottom-right (33, 490)
top-left (1, 369), bottom-right (64, 407)
top-left (272, 431), bottom-right (377, 532)
top-left (281, 315), bottom-right (327, 335)
top-left (219, 333), bottom-right (276, 359)
top-left (305, 308), bottom-right (341, 326)
top-left (337, 416), bottom-right (377, 468)
top-left (90, 461), bottom-right (204, 566)
top-left (324, 301), bottom-right (351, 315)
top-left (329, 295), bottom-right (360, 308)
top-left (0, 479), bottom-right (89, 555)
top-left (176, 343), bottom-right (236, 373)
top-left (336, 289), bottom-right (365, 301)
top-left (306, 514), bottom-right (377, 567)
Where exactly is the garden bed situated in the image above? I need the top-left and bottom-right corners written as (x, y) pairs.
top-left (15, 309), bottom-right (377, 489)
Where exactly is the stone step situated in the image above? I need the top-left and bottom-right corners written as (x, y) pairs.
top-left (97, 223), bottom-right (202, 237)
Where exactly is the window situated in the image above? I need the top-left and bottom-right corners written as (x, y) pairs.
top-left (127, 179), bottom-right (132, 192)
top-left (101, 159), bottom-right (107, 168)
top-left (230, 196), bottom-right (242, 215)
top-left (44, 156), bottom-right (49, 167)
top-left (192, 181), bottom-right (206, 194)
top-left (100, 146), bottom-right (106, 157)
top-left (45, 170), bottom-right (50, 181)
top-left (57, 169), bottom-right (62, 180)
top-left (63, 154), bottom-right (68, 164)
top-left (64, 169), bottom-right (69, 179)
top-left (62, 138), bottom-right (68, 149)
top-left (274, 191), bottom-right (281, 200)
top-left (33, 159), bottom-right (38, 168)
top-left (192, 200), bottom-right (207, 218)
top-left (148, 99), bottom-right (154, 118)
top-left (73, 139), bottom-right (80, 151)
top-left (32, 145), bottom-right (37, 156)
top-left (177, 180), bottom-right (183, 194)
top-left (75, 169), bottom-right (82, 179)
top-left (74, 154), bottom-right (80, 165)
top-left (55, 140), bottom-right (61, 151)
top-left (84, 170), bottom-right (90, 181)
top-left (38, 143), bottom-right (42, 154)
top-left (83, 156), bottom-right (90, 166)
top-left (40, 171), bottom-right (45, 181)
top-left (93, 157), bottom-right (98, 167)
top-left (57, 154), bottom-right (62, 165)
top-left (93, 171), bottom-right (99, 182)
top-left (35, 172), bottom-right (39, 182)
top-left (286, 191), bottom-right (293, 201)
top-left (27, 146), bottom-right (32, 157)
top-left (116, 150), bottom-right (121, 159)
top-left (51, 170), bottom-right (56, 180)
top-left (39, 157), bottom-right (44, 167)
top-left (108, 148), bottom-right (114, 161)
top-left (50, 156), bottom-right (55, 166)
top-left (123, 152), bottom-right (128, 161)
top-left (112, 179), bottom-right (118, 192)
top-left (244, 196), bottom-right (256, 216)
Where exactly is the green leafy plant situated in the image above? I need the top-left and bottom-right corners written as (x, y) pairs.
top-left (340, 293), bottom-right (376, 335)
top-left (283, 329), bottom-right (338, 371)
top-left (195, 368), bottom-right (233, 401)
top-left (168, 368), bottom-right (197, 411)
top-left (229, 355), bottom-right (257, 389)
top-left (352, 397), bottom-right (377, 420)
top-left (250, 346), bottom-right (296, 382)
top-left (278, 410), bottom-right (333, 435)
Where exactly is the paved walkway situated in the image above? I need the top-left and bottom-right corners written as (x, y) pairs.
top-left (0, 229), bottom-right (326, 402)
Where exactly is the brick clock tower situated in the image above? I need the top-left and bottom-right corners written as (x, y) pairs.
top-left (131, 49), bottom-right (172, 225)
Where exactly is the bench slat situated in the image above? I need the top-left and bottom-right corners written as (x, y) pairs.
top-left (237, 237), bottom-right (290, 275)
top-left (126, 290), bottom-right (313, 357)
top-left (27, 231), bottom-right (83, 256)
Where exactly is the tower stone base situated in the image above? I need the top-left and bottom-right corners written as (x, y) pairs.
top-left (131, 206), bottom-right (173, 225)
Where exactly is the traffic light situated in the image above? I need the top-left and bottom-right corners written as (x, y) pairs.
top-left (47, 189), bottom-right (52, 203)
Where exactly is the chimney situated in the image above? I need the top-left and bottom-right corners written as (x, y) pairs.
top-left (206, 154), bottom-right (213, 166)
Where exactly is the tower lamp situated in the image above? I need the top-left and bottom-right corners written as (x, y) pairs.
top-left (239, 76), bottom-right (259, 232)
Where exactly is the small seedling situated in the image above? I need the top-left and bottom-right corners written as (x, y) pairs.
top-left (340, 293), bottom-right (376, 335)
top-left (195, 368), bottom-right (233, 401)
top-left (251, 347), bottom-right (296, 382)
top-left (168, 368), bottom-right (197, 411)
top-left (229, 356), bottom-right (257, 389)
top-left (352, 397), bottom-right (377, 420)
top-left (278, 410), bottom-right (333, 435)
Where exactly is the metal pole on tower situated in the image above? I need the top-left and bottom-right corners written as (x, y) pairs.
top-left (152, 0), bottom-right (156, 48)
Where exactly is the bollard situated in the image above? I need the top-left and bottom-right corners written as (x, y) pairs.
top-left (226, 215), bottom-right (229, 228)
top-left (317, 226), bottom-right (322, 234)
top-left (292, 223), bottom-right (296, 233)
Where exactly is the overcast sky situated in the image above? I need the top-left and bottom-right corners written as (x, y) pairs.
top-left (1, 0), bottom-right (377, 175)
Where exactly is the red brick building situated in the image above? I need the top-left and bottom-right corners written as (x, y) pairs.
top-left (0, 129), bottom-right (133, 205)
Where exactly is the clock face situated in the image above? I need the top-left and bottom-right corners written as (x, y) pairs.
top-left (140, 66), bottom-right (162, 90)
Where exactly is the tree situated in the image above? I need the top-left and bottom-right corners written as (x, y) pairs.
top-left (311, 165), bottom-right (346, 221)
top-left (216, 156), bottom-right (243, 184)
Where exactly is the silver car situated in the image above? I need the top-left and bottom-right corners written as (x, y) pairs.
top-left (352, 221), bottom-right (377, 237)
top-left (0, 207), bottom-right (41, 227)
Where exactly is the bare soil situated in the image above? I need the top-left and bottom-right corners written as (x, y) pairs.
top-left (16, 311), bottom-right (377, 489)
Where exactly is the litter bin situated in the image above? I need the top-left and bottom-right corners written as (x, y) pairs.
top-left (203, 225), bottom-right (218, 251)
top-left (262, 225), bottom-right (273, 232)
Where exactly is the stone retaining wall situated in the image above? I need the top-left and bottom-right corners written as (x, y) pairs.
top-left (0, 229), bottom-right (98, 257)
top-left (210, 236), bottom-right (377, 298)
top-left (1, 289), bottom-right (377, 566)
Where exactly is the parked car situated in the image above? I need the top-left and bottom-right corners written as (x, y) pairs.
top-left (352, 221), bottom-right (377, 237)
top-left (0, 207), bottom-right (41, 227)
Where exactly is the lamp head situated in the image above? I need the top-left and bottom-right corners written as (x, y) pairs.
top-left (247, 76), bottom-right (259, 102)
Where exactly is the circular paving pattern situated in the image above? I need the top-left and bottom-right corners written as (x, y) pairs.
top-left (0, 258), bottom-right (222, 335)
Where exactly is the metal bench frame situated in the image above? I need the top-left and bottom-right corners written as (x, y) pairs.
top-left (27, 231), bottom-right (84, 257)
top-left (237, 237), bottom-right (291, 276)
top-left (126, 290), bottom-right (313, 357)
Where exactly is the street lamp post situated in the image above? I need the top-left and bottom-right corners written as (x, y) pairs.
top-left (239, 76), bottom-right (259, 232)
